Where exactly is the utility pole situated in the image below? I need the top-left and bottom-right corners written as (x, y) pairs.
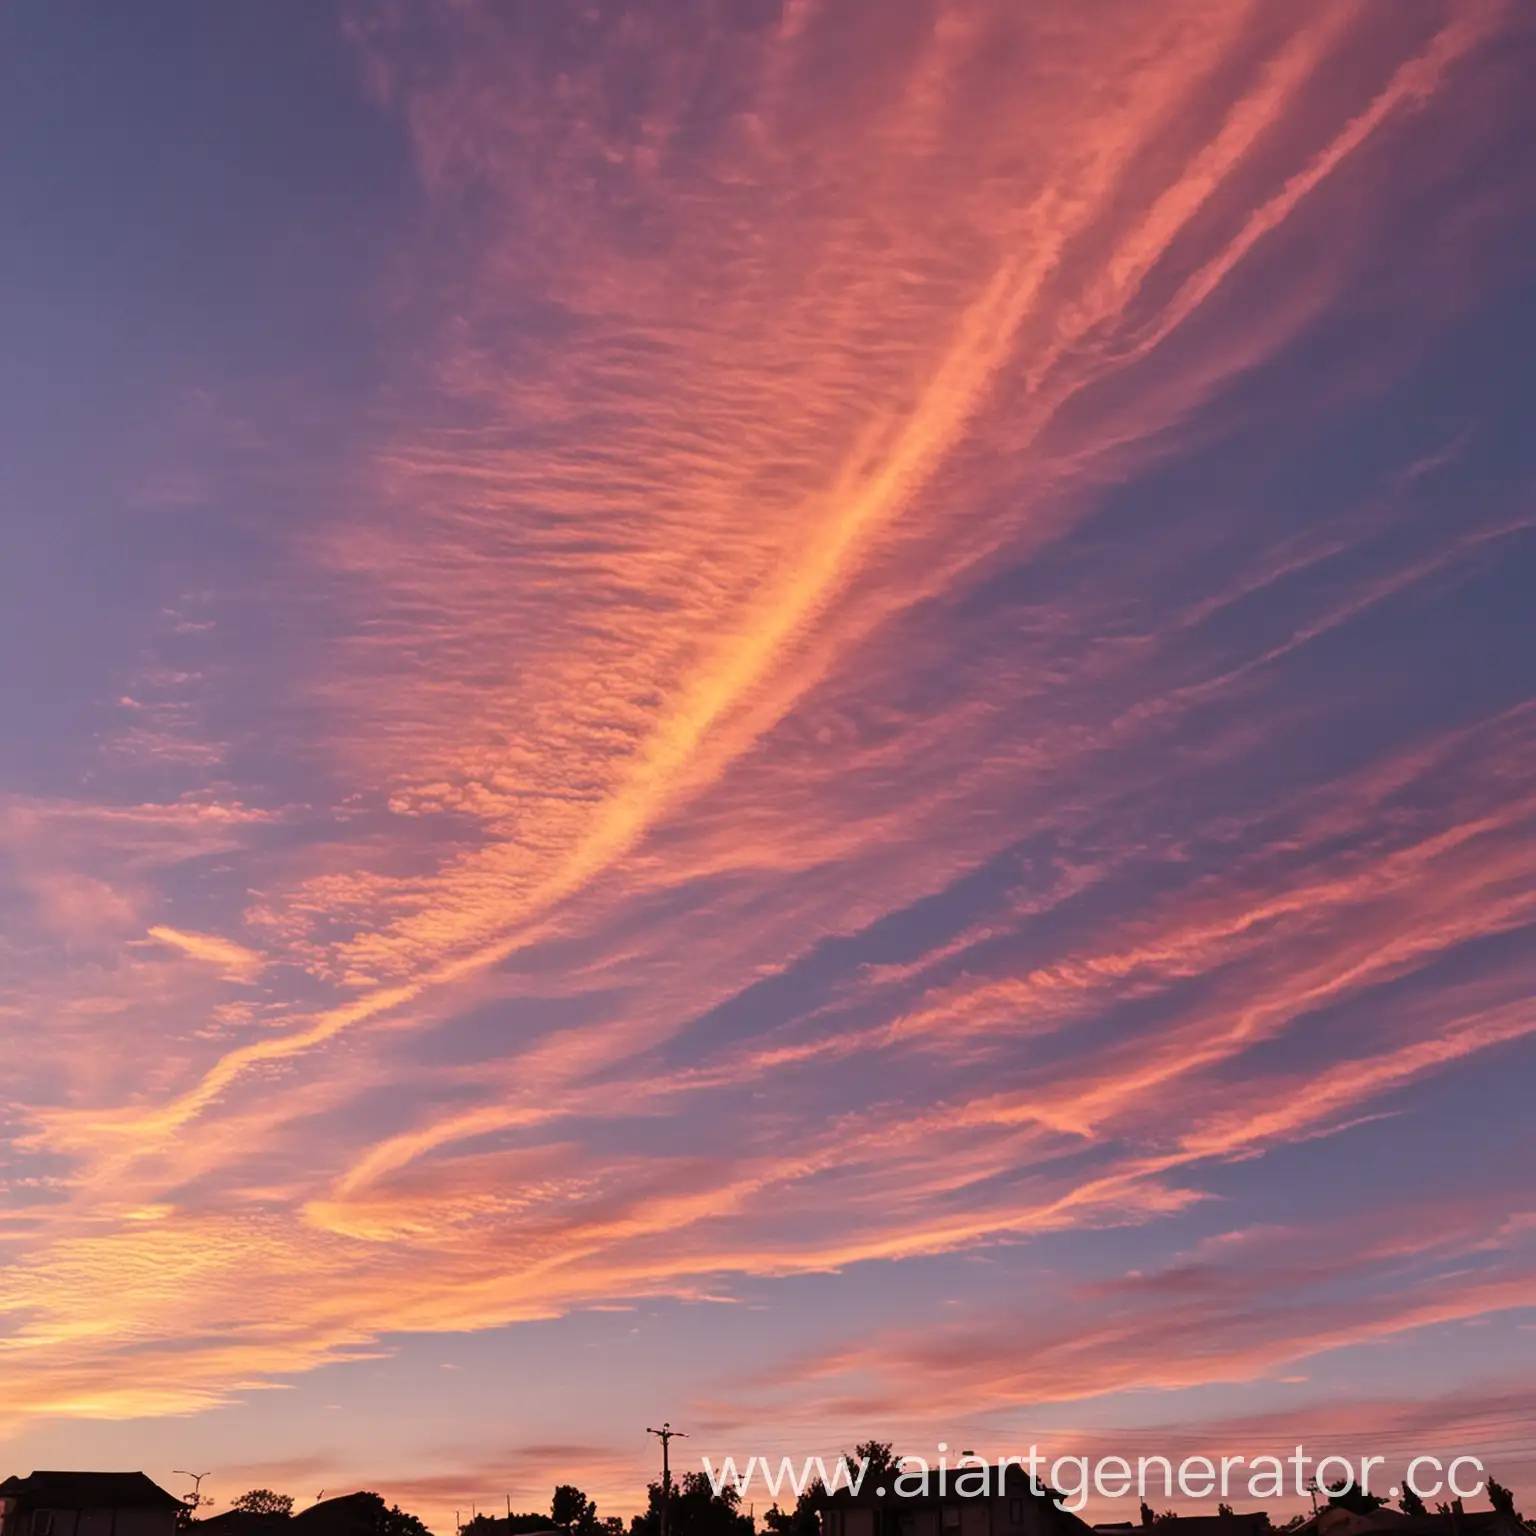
top-left (646, 1423), bottom-right (687, 1536)
top-left (173, 1473), bottom-right (211, 1519)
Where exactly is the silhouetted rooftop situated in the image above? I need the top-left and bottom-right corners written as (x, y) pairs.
top-left (0, 1474), bottom-right (184, 1511)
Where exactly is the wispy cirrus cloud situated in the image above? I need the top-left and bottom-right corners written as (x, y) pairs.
top-left (2, 0), bottom-right (1534, 1521)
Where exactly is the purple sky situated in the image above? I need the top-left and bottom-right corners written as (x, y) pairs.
top-left (1, 2), bottom-right (1533, 1530)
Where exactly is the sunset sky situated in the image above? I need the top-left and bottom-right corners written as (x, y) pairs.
top-left (2, 1), bottom-right (1534, 1528)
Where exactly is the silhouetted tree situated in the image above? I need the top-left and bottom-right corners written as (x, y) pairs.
top-left (761, 1499), bottom-right (816, 1536)
top-left (349, 1493), bottom-right (432, 1536)
top-left (464, 1515), bottom-right (554, 1536)
top-left (232, 1494), bottom-right (294, 1518)
top-left (1486, 1480), bottom-right (1522, 1523)
top-left (553, 1488), bottom-right (598, 1536)
top-left (841, 1445), bottom-right (900, 1489)
top-left (177, 1498), bottom-right (209, 1533)
top-left (1399, 1488), bottom-right (1428, 1518)
top-left (760, 1432), bottom-right (902, 1536)
top-left (630, 1475), bottom-right (752, 1536)
top-left (1325, 1480), bottom-right (1385, 1516)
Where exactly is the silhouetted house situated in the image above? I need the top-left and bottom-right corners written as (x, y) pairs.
top-left (819, 1464), bottom-right (1097, 1536)
top-left (292, 1495), bottom-right (399, 1536)
top-left (196, 1513), bottom-right (289, 1536)
top-left (0, 1473), bottom-right (184, 1536)
top-left (198, 1493), bottom-right (419, 1536)
top-left (1123, 1518), bottom-right (1269, 1536)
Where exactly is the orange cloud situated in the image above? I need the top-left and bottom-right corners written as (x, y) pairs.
top-left (2, 3), bottom-right (1532, 1511)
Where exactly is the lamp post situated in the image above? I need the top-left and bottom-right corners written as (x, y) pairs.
top-left (173, 1474), bottom-right (212, 1519)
